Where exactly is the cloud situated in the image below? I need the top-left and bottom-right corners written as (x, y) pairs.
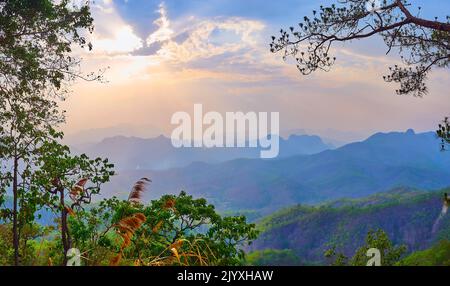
top-left (88, 1), bottom-right (144, 55)
top-left (146, 3), bottom-right (174, 46)
top-left (94, 25), bottom-right (143, 54)
top-left (80, 1), bottom-right (404, 87)
top-left (67, 0), bottom-right (450, 141)
top-left (135, 2), bottom-right (266, 64)
top-left (156, 17), bottom-right (265, 63)
top-left (101, 2), bottom-right (274, 83)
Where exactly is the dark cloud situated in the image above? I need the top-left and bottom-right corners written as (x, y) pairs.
top-left (131, 42), bottom-right (162, 56)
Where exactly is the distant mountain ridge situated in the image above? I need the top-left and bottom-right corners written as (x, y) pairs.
top-left (1, 196), bottom-right (56, 226)
top-left (100, 129), bottom-right (450, 213)
top-left (78, 134), bottom-right (333, 170)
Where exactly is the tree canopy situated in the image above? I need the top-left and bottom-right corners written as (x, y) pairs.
top-left (69, 191), bottom-right (258, 266)
top-left (437, 117), bottom-right (450, 150)
top-left (271, 0), bottom-right (449, 97)
top-left (0, 0), bottom-right (101, 99)
top-left (0, 0), bottom-right (105, 265)
top-left (325, 229), bottom-right (407, 266)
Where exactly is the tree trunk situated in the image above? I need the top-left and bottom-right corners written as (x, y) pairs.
top-left (60, 189), bottom-right (71, 266)
top-left (12, 156), bottom-right (19, 266)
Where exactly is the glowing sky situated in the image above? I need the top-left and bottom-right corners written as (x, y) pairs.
top-left (62, 0), bottom-right (450, 143)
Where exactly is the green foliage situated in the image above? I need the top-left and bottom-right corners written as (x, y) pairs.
top-left (257, 204), bottom-right (315, 232)
top-left (69, 192), bottom-right (259, 266)
top-left (349, 229), bottom-right (407, 266)
top-left (0, 222), bottom-right (55, 266)
top-left (324, 247), bottom-right (348, 266)
top-left (68, 197), bottom-right (126, 266)
top-left (0, 0), bottom-right (99, 98)
top-left (0, 91), bottom-right (64, 265)
top-left (0, 224), bottom-right (13, 265)
top-left (33, 140), bottom-right (114, 264)
top-left (33, 140), bottom-right (114, 210)
top-left (0, 0), bottom-right (102, 265)
top-left (326, 229), bottom-right (407, 266)
top-left (397, 240), bottom-right (450, 266)
top-left (245, 249), bottom-right (302, 266)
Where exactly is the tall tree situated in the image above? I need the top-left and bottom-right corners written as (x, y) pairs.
top-left (271, 0), bottom-right (449, 97)
top-left (0, 0), bottom-right (102, 99)
top-left (437, 117), bottom-right (450, 150)
top-left (69, 191), bottom-right (258, 266)
top-left (33, 141), bottom-right (114, 265)
top-left (325, 229), bottom-right (407, 266)
top-left (0, 92), bottom-right (63, 265)
top-left (0, 0), bottom-right (102, 265)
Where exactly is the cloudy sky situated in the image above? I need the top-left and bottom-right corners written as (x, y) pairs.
top-left (63, 0), bottom-right (450, 143)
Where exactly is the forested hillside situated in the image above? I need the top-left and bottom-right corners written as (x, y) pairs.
top-left (248, 188), bottom-right (450, 265)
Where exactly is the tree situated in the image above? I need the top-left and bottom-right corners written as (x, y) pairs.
top-left (325, 229), bottom-right (407, 266)
top-left (0, 0), bottom-right (103, 265)
top-left (349, 229), bottom-right (406, 266)
top-left (271, 0), bottom-right (449, 97)
top-left (437, 117), bottom-right (450, 151)
top-left (32, 141), bottom-right (114, 265)
top-left (0, 0), bottom-right (102, 99)
top-left (245, 249), bottom-right (302, 266)
top-left (324, 246), bottom-right (349, 266)
top-left (397, 239), bottom-right (450, 266)
top-left (0, 92), bottom-right (63, 265)
top-left (70, 191), bottom-right (259, 266)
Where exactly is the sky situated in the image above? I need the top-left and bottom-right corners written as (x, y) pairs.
top-left (62, 0), bottom-right (450, 144)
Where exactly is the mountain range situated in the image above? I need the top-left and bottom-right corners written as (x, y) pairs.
top-left (77, 134), bottom-right (334, 170)
top-left (99, 129), bottom-right (450, 214)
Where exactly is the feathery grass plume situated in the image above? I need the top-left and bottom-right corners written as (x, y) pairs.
top-left (171, 247), bottom-right (181, 264)
top-left (170, 239), bottom-right (184, 251)
top-left (110, 213), bottom-right (147, 266)
top-left (176, 239), bottom-right (214, 266)
top-left (143, 238), bottom-right (213, 266)
top-left (128, 178), bottom-right (151, 204)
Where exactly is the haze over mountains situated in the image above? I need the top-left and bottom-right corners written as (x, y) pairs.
top-left (76, 134), bottom-right (334, 170)
top-left (10, 128), bottom-right (450, 265)
top-left (92, 129), bottom-right (450, 214)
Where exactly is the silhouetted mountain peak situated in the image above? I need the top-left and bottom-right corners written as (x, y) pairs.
top-left (406, 128), bottom-right (415, 135)
top-left (80, 133), bottom-right (332, 170)
top-left (154, 134), bottom-right (170, 141)
top-left (362, 129), bottom-right (434, 144)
